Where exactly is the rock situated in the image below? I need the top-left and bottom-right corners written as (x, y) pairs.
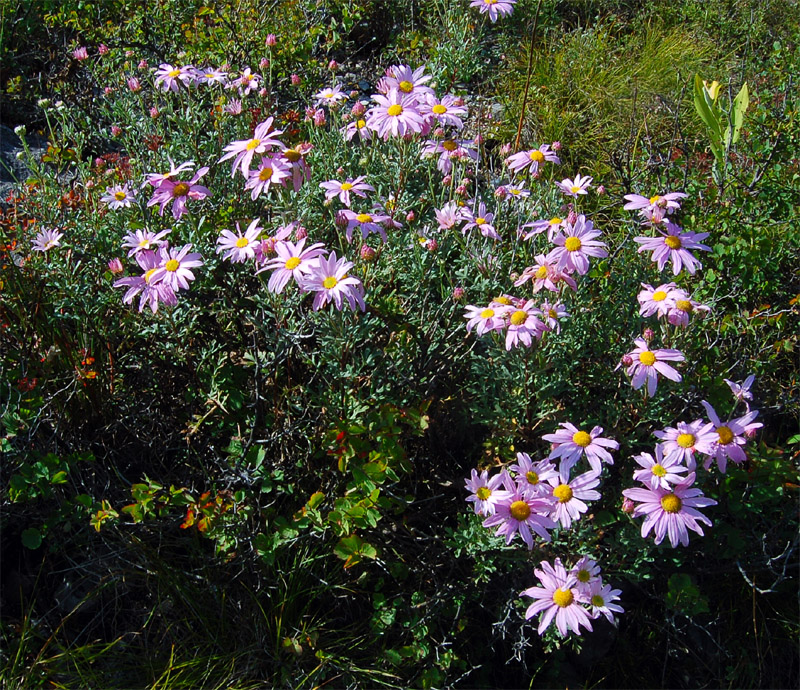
top-left (0, 124), bottom-right (46, 201)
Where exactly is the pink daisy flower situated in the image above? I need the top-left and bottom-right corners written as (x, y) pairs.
top-left (539, 301), bottom-right (569, 333)
top-left (666, 292), bottom-right (711, 327)
top-left (654, 419), bottom-right (718, 470)
top-left (623, 191), bottom-right (687, 216)
top-left (229, 67), bottom-right (260, 95)
top-left (342, 117), bottom-right (372, 142)
top-left (514, 255), bottom-right (577, 293)
top-left (377, 64), bottom-right (434, 103)
top-left (434, 201), bottom-right (465, 231)
top-left (420, 94), bottom-right (467, 129)
top-left (142, 159), bottom-right (196, 189)
top-left (504, 300), bottom-right (547, 350)
top-left (245, 155), bottom-right (291, 199)
top-left (113, 249), bottom-right (177, 313)
top-left (724, 375), bottom-right (755, 409)
top-left (314, 83), bottom-right (348, 107)
top-left (504, 185), bottom-right (530, 200)
top-left (463, 304), bottom-right (509, 336)
top-left (146, 167), bottom-right (210, 220)
top-left (508, 453), bottom-right (558, 496)
top-left (633, 223), bottom-right (711, 275)
top-left (154, 64), bottom-right (195, 92)
top-left (461, 202), bottom-right (500, 240)
top-left (319, 176), bottom-right (375, 207)
top-left (464, 469), bottom-right (513, 516)
top-left (571, 556), bottom-right (602, 591)
top-left (482, 476), bottom-right (556, 548)
top-left (623, 338), bottom-right (684, 397)
top-left (101, 183), bottom-right (136, 210)
top-left (505, 144), bottom-right (560, 176)
top-left (32, 228), bottom-right (63, 252)
top-left (196, 67), bottom-right (227, 85)
top-left (421, 138), bottom-right (478, 175)
top-left (216, 219), bottom-right (263, 263)
top-left (341, 210), bottom-right (391, 243)
top-left (470, 0), bottom-right (517, 23)
top-left (366, 89), bottom-right (425, 138)
top-left (281, 143), bottom-right (313, 192)
top-left (586, 581), bottom-right (624, 624)
top-left (219, 117), bottom-right (284, 179)
top-left (544, 469), bottom-right (601, 529)
top-left (555, 174), bottom-right (592, 197)
top-left (543, 423), bottom-right (618, 476)
top-left (521, 558), bottom-right (594, 637)
top-left (637, 282), bottom-right (681, 318)
top-left (257, 238), bottom-right (326, 294)
top-left (121, 228), bottom-right (171, 257)
top-left (700, 401), bottom-right (762, 473)
top-left (632, 445), bottom-right (689, 490)
top-left (622, 473), bottom-right (717, 547)
top-left (547, 214), bottom-right (608, 275)
top-left (299, 251), bottom-right (365, 312)
top-left (148, 243), bottom-right (204, 292)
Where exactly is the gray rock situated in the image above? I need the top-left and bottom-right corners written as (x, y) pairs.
top-left (0, 124), bottom-right (46, 201)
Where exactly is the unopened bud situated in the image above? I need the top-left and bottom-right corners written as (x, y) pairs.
top-left (551, 141), bottom-right (562, 151)
top-left (643, 328), bottom-right (655, 342)
top-left (291, 73), bottom-right (301, 85)
top-left (622, 497), bottom-right (635, 514)
top-left (360, 244), bottom-right (377, 262)
top-left (294, 225), bottom-right (308, 240)
top-left (405, 210), bottom-right (415, 222)
top-left (265, 34), bottom-right (277, 46)
top-left (452, 286), bottom-right (465, 301)
top-left (108, 257), bottom-right (124, 274)
top-left (328, 60), bottom-right (338, 70)
top-left (621, 355), bottom-right (633, 367)
top-left (427, 238), bottom-right (438, 251)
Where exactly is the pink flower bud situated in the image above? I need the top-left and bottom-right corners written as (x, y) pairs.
top-left (452, 286), bottom-right (465, 301)
top-left (313, 109), bottom-right (326, 126)
top-left (294, 225), bottom-right (308, 240)
top-left (336, 167), bottom-right (345, 176)
top-left (149, 107), bottom-right (159, 119)
top-left (98, 44), bottom-right (109, 55)
top-left (643, 328), bottom-right (655, 342)
top-left (261, 238), bottom-right (276, 255)
top-left (265, 34), bottom-right (277, 46)
top-left (499, 143), bottom-right (512, 156)
top-left (360, 244), bottom-right (377, 262)
top-left (495, 186), bottom-right (508, 199)
top-left (259, 57), bottom-right (269, 69)
top-left (258, 87), bottom-right (267, 98)
top-left (94, 157), bottom-right (105, 168)
top-left (622, 497), bottom-right (635, 514)
top-left (137, 59), bottom-right (147, 69)
top-left (621, 355), bottom-right (633, 367)
top-left (305, 106), bottom-right (316, 120)
top-left (426, 238), bottom-right (438, 251)
top-left (108, 258), bottom-right (123, 274)
top-left (566, 210), bottom-right (578, 225)
top-left (127, 77), bottom-right (141, 92)
top-left (73, 46), bottom-right (89, 61)
top-left (351, 102), bottom-right (365, 117)
top-left (596, 185), bottom-right (606, 196)
top-left (455, 185), bottom-right (468, 196)
top-left (349, 90), bottom-right (359, 99)
top-left (335, 210), bottom-right (348, 228)
top-left (291, 73), bottom-right (301, 85)
top-left (104, 86), bottom-right (113, 95)
top-left (110, 125), bottom-right (122, 136)
top-left (328, 60), bottom-right (338, 71)
top-left (405, 210), bottom-right (416, 222)
top-left (551, 141), bottom-right (562, 151)
top-left (442, 175), bottom-right (452, 185)
top-left (433, 127), bottom-right (445, 138)
top-left (474, 133), bottom-right (483, 145)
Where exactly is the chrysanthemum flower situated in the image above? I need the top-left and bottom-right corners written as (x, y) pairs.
top-left (508, 453), bottom-right (558, 496)
top-left (196, 66), bottom-right (227, 85)
top-left (434, 201), bottom-right (465, 231)
top-left (245, 155), bottom-right (290, 199)
top-left (299, 251), bottom-right (365, 312)
top-left (229, 67), bottom-right (260, 95)
top-left (700, 401), bottom-right (762, 473)
top-left (654, 419), bottom-right (717, 470)
top-left (101, 183), bottom-right (136, 210)
top-left (547, 215), bottom-right (608, 275)
top-left (539, 301), bottom-right (569, 333)
top-left (257, 238), bottom-right (326, 294)
top-left (421, 138), bottom-right (478, 175)
top-left (470, 0), bottom-right (517, 23)
top-left (148, 243), bottom-right (204, 291)
top-left (154, 63), bottom-right (195, 92)
top-left (461, 202), bottom-right (500, 240)
top-left (571, 556), bottom-right (602, 592)
top-left (632, 445), bottom-right (689, 490)
top-left (543, 423), bottom-right (618, 476)
top-left (544, 469), bottom-right (601, 529)
top-left (377, 64), bottom-right (434, 103)
top-left (464, 469), bottom-right (513, 516)
top-left (216, 219), bottom-right (263, 263)
top-left (667, 292), bottom-right (711, 327)
top-left (623, 338), bottom-right (685, 397)
top-left (521, 558), bottom-right (594, 636)
top-left (724, 374), bottom-right (755, 409)
top-left (633, 223), bottom-right (710, 275)
top-left (113, 249), bottom-right (177, 313)
top-left (482, 476), bottom-right (556, 548)
top-left (319, 176), bottom-right (375, 207)
top-left (366, 89), bottom-right (425, 138)
top-left (637, 282), bottom-right (681, 318)
top-left (504, 185), bottom-right (530, 200)
top-left (314, 83), bottom-right (348, 107)
top-left (514, 255), bottom-right (576, 293)
top-left (586, 580), bottom-right (624, 623)
top-left (504, 300), bottom-right (547, 350)
top-left (146, 167), bottom-right (211, 220)
top-left (555, 174), bottom-right (592, 197)
top-left (341, 117), bottom-right (372, 142)
top-left (506, 144), bottom-right (560, 176)
top-left (142, 159), bottom-right (196, 189)
top-left (463, 303), bottom-right (510, 336)
top-left (623, 191), bottom-right (687, 216)
top-left (121, 228), bottom-right (171, 257)
top-left (420, 94), bottom-right (467, 129)
top-left (341, 210), bottom-right (391, 243)
top-left (32, 228), bottom-right (63, 252)
top-left (622, 473), bottom-right (717, 547)
top-left (219, 117), bottom-right (284, 179)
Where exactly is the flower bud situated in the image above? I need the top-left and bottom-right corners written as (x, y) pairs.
top-left (259, 57), bottom-right (269, 69)
top-left (551, 141), bottom-right (562, 151)
top-left (351, 102), bottom-right (365, 117)
top-left (405, 210), bottom-right (415, 222)
top-left (149, 107), bottom-right (159, 119)
top-left (621, 355), bottom-right (633, 367)
top-left (104, 86), bottom-right (113, 95)
top-left (111, 125), bottom-right (122, 136)
top-left (294, 225), bottom-right (308, 240)
top-left (313, 109), bottom-right (326, 127)
top-left (495, 186), bottom-right (508, 199)
top-left (14, 125), bottom-right (25, 136)
top-left (452, 286), bottom-right (465, 301)
top-left (566, 210), bottom-right (578, 224)
top-left (596, 185), bottom-right (606, 196)
top-left (335, 210), bottom-right (348, 228)
top-left (265, 34), bottom-right (277, 46)
top-left (643, 328), bottom-right (655, 342)
top-left (73, 46), bottom-right (89, 61)
top-left (98, 44), bottom-right (109, 55)
top-left (360, 244), bottom-right (377, 262)
top-left (426, 238), bottom-right (438, 252)
top-left (455, 185), bottom-right (468, 196)
top-left (138, 59), bottom-right (148, 69)
top-left (291, 73), bottom-right (301, 85)
top-left (108, 257), bottom-right (124, 274)
top-left (127, 77), bottom-right (141, 92)
top-left (442, 175), bottom-right (452, 185)
top-left (499, 143), bottom-right (512, 156)
top-left (328, 60), bottom-right (338, 71)
top-left (622, 497), bottom-right (635, 514)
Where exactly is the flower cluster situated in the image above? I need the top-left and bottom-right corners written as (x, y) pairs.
top-left (521, 557), bottom-right (623, 637)
top-left (463, 295), bottom-right (569, 350)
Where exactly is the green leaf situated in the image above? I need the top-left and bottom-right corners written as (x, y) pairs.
top-left (731, 82), bottom-right (749, 145)
top-left (22, 527), bottom-right (42, 550)
top-left (693, 74), bottom-right (723, 159)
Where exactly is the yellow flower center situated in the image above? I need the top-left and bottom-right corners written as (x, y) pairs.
top-left (168, 69), bottom-right (181, 78)
top-left (494, 296), bottom-right (511, 305)
top-left (665, 235), bottom-right (682, 249)
top-left (356, 213), bottom-right (372, 223)
top-left (553, 588), bottom-right (574, 607)
top-left (548, 308), bottom-right (557, 319)
top-left (340, 182), bottom-right (353, 191)
top-left (549, 217), bottom-right (562, 225)
top-left (576, 569), bottom-right (591, 583)
top-left (323, 276), bottom-right (338, 289)
top-left (480, 308), bottom-right (495, 319)
top-left (114, 191), bottom-right (127, 201)
top-left (553, 484), bottom-right (573, 503)
top-left (387, 104), bottom-right (403, 117)
top-left (675, 299), bottom-right (693, 313)
top-left (572, 431), bottom-right (592, 447)
top-left (246, 138), bottom-right (261, 151)
top-left (442, 140), bottom-right (458, 152)
top-left (144, 268), bottom-right (158, 283)
top-left (649, 195), bottom-right (661, 205)
top-left (258, 167), bottom-right (273, 181)
top-left (676, 433), bottom-right (695, 449)
top-left (535, 266), bottom-right (548, 279)
top-left (529, 150), bottom-right (545, 163)
top-left (284, 256), bottom-right (301, 270)
top-left (564, 236), bottom-right (582, 252)
top-left (652, 463), bottom-right (667, 477)
top-left (399, 80), bottom-right (414, 93)
top-left (660, 493), bottom-right (683, 513)
top-left (235, 237), bottom-right (249, 248)
top-left (138, 239), bottom-right (150, 248)
top-left (172, 183), bottom-right (190, 197)
top-left (476, 486), bottom-right (491, 500)
top-left (717, 426), bottom-right (734, 445)
top-left (432, 104), bottom-right (447, 114)
top-left (509, 500), bottom-right (531, 521)
top-left (510, 310), bottom-right (528, 326)
top-left (164, 259), bottom-right (179, 272)
top-left (284, 149), bottom-right (301, 162)
top-left (639, 351), bottom-right (656, 366)
top-left (525, 471), bottom-right (539, 485)
top-left (591, 594), bottom-right (605, 607)
top-left (570, 186), bottom-right (581, 194)
top-left (323, 91), bottom-right (333, 98)
top-left (475, 217), bottom-right (487, 226)
top-left (652, 290), bottom-right (667, 301)
top-left (356, 119), bottom-right (366, 128)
